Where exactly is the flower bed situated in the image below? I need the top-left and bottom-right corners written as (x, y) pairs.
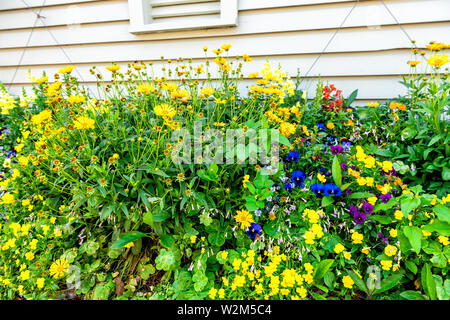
top-left (0, 43), bottom-right (449, 300)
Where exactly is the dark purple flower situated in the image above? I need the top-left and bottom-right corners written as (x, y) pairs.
top-left (380, 193), bottom-right (392, 203)
top-left (340, 162), bottom-right (347, 171)
top-left (349, 205), bottom-right (359, 216)
top-left (330, 145), bottom-right (344, 155)
top-left (354, 212), bottom-right (367, 224)
top-left (344, 188), bottom-right (352, 195)
top-left (362, 202), bottom-right (374, 215)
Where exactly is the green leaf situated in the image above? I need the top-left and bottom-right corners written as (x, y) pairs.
top-left (373, 274), bottom-right (403, 295)
top-left (400, 291), bottom-right (426, 300)
top-left (421, 263), bottom-right (437, 300)
top-left (431, 253), bottom-right (447, 268)
top-left (111, 231), bottom-right (147, 249)
top-left (422, 221), bottom-right (450, 236)
top-left (405, 261), bottom-right (418, 274)
top-left (402, 226), bottom-right (422, 254)
top-left (143, 210), bottom-right (154, 228)
top-left (373, 197), bottom-right (398, 213)
top-left (401, 197), bottom-right (421, 216)
top-left (331, 156), bottom-right (342, 187)
top-left (368, 215), bottom-right (393, 225)
top-left (314, 259), bottom-right (334, 280)
top-left (428, 134), bottom-right (443, 146)
top-left (92, 283), bottom-right (111, 300)
top-left (433, 205), bottom-right (450, 223)
top-left (279, 134), bottom-right (291, 147)
top-left (321, 196), bottom-right (334, 208)
top-left (208, 231), bottom-right (226, 247)
top-left (324, 271), bottom-right (335, 289)
top-left (347, 270), bottom-right (368, 294)
top-left (152, 209), bottom-right (171, 223)
top-left (347, 192), bottom-right (375, 199)
top-left (159, 234), bottom-right (174, 247)
top-left (155, 248), bottom-right (181, 271)
top-left (346, 89), bottom-right (358, 105)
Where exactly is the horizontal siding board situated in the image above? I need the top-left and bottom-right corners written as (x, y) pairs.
top-left (0, 49), bottom-right (432, 84)
top-left (0, 0), bottom-right (101, 11)
top-left (0, 0), bottom-right (448, 31)
top-left (4, 76), bottom-right (408, 100)
top-left (1, 17), bottom-right (448, 50)
top-left (0, 20), bottom-right (445, 67)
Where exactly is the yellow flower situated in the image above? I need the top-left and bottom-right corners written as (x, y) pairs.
top-left (279, 122), bottom-right (297, 138)
top-left (389, 229), bottom-right (398, 238)
top-left (326, 122), bottom-right (335, 130)
top-left (234, 209), bottom-right (254, 230)
top-left (34, 76), bottom-right (48, 84)
top-left (384, 245), bottom-right (398, 257)
top-left (334, 243), bottom-right (345, 254)
top-left (1, 193), bottom-right (15, 205)
top-left (106, 65), bottom-right (121, 72)
top-left (394, 210), bottom-right (404, 220)
top-left (242, 175), bottom-right (250, 189)
top-left (67, 95), bottom-right (86, 104)
top-left (132, 64), bottom-right (145, 70)
top-left (427, 54), bottom-right (449, 68)
top-left (361, 247), bottom-right (371, 255)
top-left (19, 270), bottom-right (30, 281)
top-left (380, 260), bottom-right (392, 271)
top-left (352, 231), bottom-right (363, 244)
top-left (342, 275), bottom-right (354, 289)
top-left (154, 103), bottom-right (176, 119)
top-left (73, 116), bottom-right (95, 130)
top-left (124, 242), bottom-right (134, 248)
top-left (221, 44), bottom-right (232, 51)
top-left (317, 173), bottom-right (326, 183)
top-left (136, 83), bottom-right (155, 95)
top-left (209, 287), bottom-right (217, 299)
top-left (36, 278), bottom-right (45, 289)
top-left (407, 60), bottom-right (421, 67)
top-left (199, 87), bottom-right (215, 97)
top-left (49, 259), bottom-right (69, 279)
top-left (59, 65), bottom-right (75, 74)
top-left (344, 252), bottom-right (352, 259)
top-left (221, 251), bottom-right (228, 261)
top-left (190, 235), bottom-right (197, 244)
top-left (367, 101), bottom-right (379, 108)
top-left (438, 236), bottom-right (449, 246)
top-left (25, 252), bottom-right (35, 261)
top-left (422, 230), bottom-right (431, 237)
top-left (368, 196), bottom-right (377, 206)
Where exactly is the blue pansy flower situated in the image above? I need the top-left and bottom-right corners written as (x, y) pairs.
top-left (323, 183), bottom-right (342, 197)
top-left (291, 171), bottom-right (306, 187)
top-left (316, 123), bottom-right (326, 132)
top-left (286, 150), bottom-right (299, 162)
top-left (342, 140), bottom-right (352, 150)
top-left (311, 183), bottom-right (325, 198)
top-left (247, 223), bottom-right (262, 240)
top-left (284, 182), bottom-right (293, 193)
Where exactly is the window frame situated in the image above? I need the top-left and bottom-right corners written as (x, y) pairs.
top-left (128, 0), bottom-right (238, 34)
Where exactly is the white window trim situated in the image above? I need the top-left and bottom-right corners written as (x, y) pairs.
top-left (128, 0), bottom-right (238, 34)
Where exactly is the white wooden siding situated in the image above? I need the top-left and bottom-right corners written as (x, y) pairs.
top-left (0, 0), bottom-right (449, 102)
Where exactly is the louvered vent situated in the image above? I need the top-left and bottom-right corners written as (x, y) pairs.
top-left (128, 0), bottom-right (238, 34)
